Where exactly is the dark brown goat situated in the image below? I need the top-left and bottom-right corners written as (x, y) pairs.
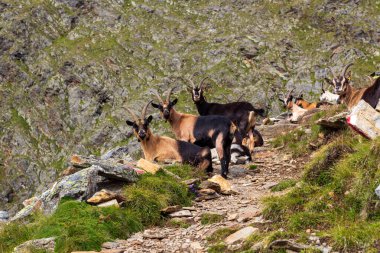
top-left (326, 63), bottom-right (380, 109)
top-left (125, 101), bottom-right (212, 172)
top-left (187, 77), bottom-right (264, 158)
top-left (151, 88), bottom-right (236, 178)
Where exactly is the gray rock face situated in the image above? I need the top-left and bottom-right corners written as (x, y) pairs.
top-left (0, 210), bottom-right (9, 221)
top-left (14, 237), bottom-right (56, 253)
top-left (11, 164), bottom-right (138, 219)
top-left (1, 0), bottom-right (379, 211)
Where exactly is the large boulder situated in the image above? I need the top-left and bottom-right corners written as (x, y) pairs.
top-left (11, 164), bottom-right (138, 219)
top-left (347, 100), bottom-right (380, 139)
top-left (14, 237), bottom-right (56, 253)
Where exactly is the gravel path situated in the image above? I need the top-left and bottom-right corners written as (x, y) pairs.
top-left (100, 144), bottom-right (305, 253)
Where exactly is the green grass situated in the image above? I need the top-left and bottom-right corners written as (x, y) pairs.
top-left (164, 164), bottom-right (203, 180)
top-left (0, 199), bottom-right (143, 253)
top-left (167, 219), bottom-right (191, 229)
top-left (271, 179), bottom-right (297, 192)
top-left (207, 227), bottom-right (238, 244)
top-left (200, 213), bottom-right (224, 225)
top-left (271, 105), bottom-right (347, 157)
top-left (207, 243), bottom-right (227, 253)
top-left (262, 136), bottom-right (380, 252)
top-left (0, 165), bottom-right (194, 253)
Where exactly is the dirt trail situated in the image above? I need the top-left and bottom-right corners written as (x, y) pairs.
top-left (101, 142), bottom-right (306, 253)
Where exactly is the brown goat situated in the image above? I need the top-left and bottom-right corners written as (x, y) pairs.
top-left (151, 88), bottom-right (236, 178)
top-left (125, 101), bottom-right (212, 172)
top-left (294, 94), bottom-right (332, 110)
top-left (326, 63), bottom-right (380, 109)
top-left (278, 88), bottom-right (295, 110)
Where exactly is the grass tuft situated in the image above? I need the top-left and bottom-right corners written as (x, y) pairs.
top-left (271, 179), bottom-right (297, 192)
top-left (201, 213), bottom-right (224, 225)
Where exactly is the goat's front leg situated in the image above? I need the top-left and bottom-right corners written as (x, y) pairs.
top-left (248, 129), bottom-right (255, 160)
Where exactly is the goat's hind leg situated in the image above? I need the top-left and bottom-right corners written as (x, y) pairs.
top-left (198, 147), bottom-right (213, 173)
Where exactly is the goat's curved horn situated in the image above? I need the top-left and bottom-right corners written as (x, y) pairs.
top-left (321, 82), bottom-right (325, 93)
top-left (187, 77), bottom-right (196, 89)
top-left (328, 67), bottom-right (336, 78)
top-left (236, 94), bottom-right (244, 102)
top-left (341, 63), bottom-right (353, 77)
top-left (141, 100), bottom-right (152, 119)
top-left (152, 89), bottom-right (164, 104)
top-left (124, 107), bottom-right (139, 122)
top-left (199, 77), bottom-right (209, 90)
top-left (166, 87), bottom-right (176, 102)
top-left (286, 88), bottom-right (295, 99)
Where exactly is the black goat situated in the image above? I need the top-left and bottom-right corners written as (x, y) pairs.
top-left (151, 88), bottom-right (236, 178)
top-left (187, 77), bottom-right (265, 158)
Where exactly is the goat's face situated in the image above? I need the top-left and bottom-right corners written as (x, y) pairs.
top-left (326, 63), bottom-right (353, 96)
top-left (294, 94), bottom-right (304, 107)
top-left (152, 99), bottom-right (178, 120)
top-left (331, 74), bottom-right (351, 95)
top-left (279, 95), bottom-right (294, 109)
top-left (188, 86), bottom-right (203, 102)
top-left (126, 116), bottom-right (153, 141)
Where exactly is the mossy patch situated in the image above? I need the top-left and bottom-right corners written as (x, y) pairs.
top-left (200, 213), bottom-right (224, 225)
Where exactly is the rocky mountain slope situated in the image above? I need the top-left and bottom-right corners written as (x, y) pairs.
top-left (0, 0), bottom-right (379, 212)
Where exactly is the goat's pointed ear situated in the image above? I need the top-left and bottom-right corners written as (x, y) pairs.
top-left (346, 71), bottom-right (352, 80)
top-left (126, 120), bottom-right (135, 126)
top-left (146, 115), bottom-right (153, 124)
top-left (151, 102), bottom-right (160, 109)
top-left (171, 98), bottom-right (178, 106)
top-left (324, 78), bottom-right (333, 86)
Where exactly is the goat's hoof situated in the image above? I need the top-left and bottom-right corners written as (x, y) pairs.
top-left (221, 173), bottom-right (228, 179)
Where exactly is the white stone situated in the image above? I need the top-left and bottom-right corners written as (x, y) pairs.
top-left (97, 199), bottom-right (119, 208)
top-left (224, 226), bottom-right (259, 245)
top-left (376, 184), bottom-right (380, 199)
top-left (169, 210), bottom-right (192, 218)
top-left (190, 241), bottom-right (203, 253)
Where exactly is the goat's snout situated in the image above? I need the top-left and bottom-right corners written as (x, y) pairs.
top-left (138, 130), bottom-right (146, 139)
top-left (163, 109), bottom-right (170, 118)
